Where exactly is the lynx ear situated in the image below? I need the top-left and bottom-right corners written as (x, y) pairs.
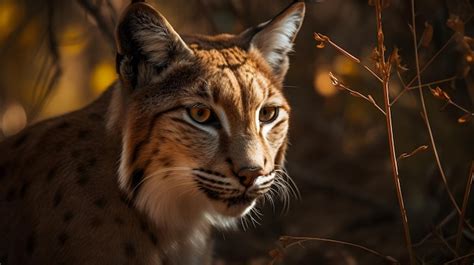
top-left (115, 2), bottom-right (193, 88)
top-left (248, 2), bottom-right (305, 81)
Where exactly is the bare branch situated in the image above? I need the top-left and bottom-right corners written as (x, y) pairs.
top-left (443, 252), bottom-right (474, 265)
top-left (413, 210), bottom-right (457, 248)
top-left (410, 0), bottom-right (464, 228)
top-left (314, 33), bottom-right (383, 83)
top-left (397, 145), bottom-right (429, 162)
top-left (375, 1), bottom-right (415, 263)
top-left (392, 14), bottom-right (474, 104)
top-left (433, 229), bottom-right (458, 257)
top-left (28, 2), bottom-right (62, 120)
top-left (329, 72), bottom-right (386, 115)
top-left (272, 235), bottom-right (400, 265)
top-left (455, 162), bottom-right (474, 252)
top-left (76, 0), bottom-right (116, 50)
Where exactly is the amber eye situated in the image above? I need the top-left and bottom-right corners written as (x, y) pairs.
top-left (259, 106), bottom-right (279, 123)
top-left (188, 106), bottom-right (212, 124)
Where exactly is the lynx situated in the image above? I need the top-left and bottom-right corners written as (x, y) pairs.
top-left (0, 0), bottom-right (305, 264)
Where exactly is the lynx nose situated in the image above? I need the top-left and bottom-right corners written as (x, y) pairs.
top-left (238, 167), bottom-right (265, 187)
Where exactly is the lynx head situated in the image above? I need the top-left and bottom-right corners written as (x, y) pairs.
top-left (114, 1), bottom-right (305, 228)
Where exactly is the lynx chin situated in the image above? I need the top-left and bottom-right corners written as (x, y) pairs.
top-left (0, 0), bottom-right (305, 264)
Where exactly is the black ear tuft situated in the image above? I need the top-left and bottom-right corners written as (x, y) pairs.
top-left (115, 2), bottom-right (193, 88)
top-left (246, 2), bottom-right (305, 82)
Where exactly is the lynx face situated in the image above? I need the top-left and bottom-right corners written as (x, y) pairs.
top-left (114, 1), bottom-right (304, 225)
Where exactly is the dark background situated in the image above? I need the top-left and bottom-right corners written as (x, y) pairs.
top-left (0, 0), bottom-right (473, 264)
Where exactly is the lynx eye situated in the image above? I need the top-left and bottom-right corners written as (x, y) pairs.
top-left (188, 106), bottom-right (213, 124)
top-left (259, 106), bottom-right (279, 123)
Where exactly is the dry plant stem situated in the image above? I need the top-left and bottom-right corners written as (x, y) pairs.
top-left (374, 1), bottom-right (415, 264)
top-left (413, 210), bottom-right (457, 247)
top-left (397, 145), bottom-right (429, 162)
top-left (443, 252), bottom-right (474, 265)
top-left (280, 236), bottom-right (399, 264)
top-left (313, 33), bottom-right (387, 116)
top-left (433, 229), bottom-right (458, 257)
top-left (77, 0), bottom-right (115, 49)
top-left (410, 0), bottom-right (463, 218)
top-left (392, 76), bottom-right (457, 105)
top-left (392, 14), bottom-right (473, 106)
top-left (455, 162), bottom-right (474, 252)
top-left (406, 76), bottom-right (457, 90)
top-left (29, 4), bottom-right (62, 120)
top-left (408, 12), bottom-right (473, 88)
top-left (314, 33), bottom-right (383, 82)
top-left (329, 73), bottom-right (386, 115)
top-left (447, 99), bottom-right (474, 116)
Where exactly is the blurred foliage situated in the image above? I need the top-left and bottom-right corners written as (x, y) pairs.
top-left (0, 0), bottom-right (473, 264)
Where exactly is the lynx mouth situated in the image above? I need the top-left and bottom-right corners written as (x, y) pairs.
top-left (223, 194), bottom-right (257, 206)
top-left (193, 169), bottom-right (275, 209)
top-left (197, 185), bottom-right (258, 204)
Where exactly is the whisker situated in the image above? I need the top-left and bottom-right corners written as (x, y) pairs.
top-left (275, 169), bottom-right (301, 199)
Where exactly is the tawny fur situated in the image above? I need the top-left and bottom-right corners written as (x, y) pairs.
top-left (0, 1), bottom-right (305, 264)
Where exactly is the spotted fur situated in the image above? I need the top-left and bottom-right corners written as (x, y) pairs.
top-left (0, 1), bottom-right (305, 264)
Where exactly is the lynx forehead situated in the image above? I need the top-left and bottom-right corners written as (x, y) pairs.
top-left (0, 1), bottom-right (305, 264)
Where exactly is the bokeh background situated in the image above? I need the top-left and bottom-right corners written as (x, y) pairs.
top-left (0, 0), bottom-right (473, 264)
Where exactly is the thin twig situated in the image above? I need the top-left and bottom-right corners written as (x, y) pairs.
top-left (455, 162), bottom-right (474, 252)
top-left (429, 86), bottom-right (474, 123)
top-left (28, 2), bottom-right (62, 120)
top-left (409, 15), bottom-right (471, 87)
top-left (391, 15), bottom-right (473, 105)
top-left (449, 101), bottom-right (474, 116)
top-left (413, 210), bottom-right (457, 247)
top-left (397, 145), bottom-right (429, 162)
top-left (433, 229), bottom-right (458, 257)
top-left (278, 236), bottom-right (400, 264)
top-left (374, 1), bottom-right (415, 264)
top-left (407, 76), bottom-right (457, 90)
top-left (391, 76), bottom-right (457, 106)
top-left (314, 33), bottom-right (383, 83)
top-left (443, 252), bottom-right (474, 265)
top-left (76, 0), bottom-right (116, 50)
top-left (329, 72), bottom-right (386, 115)
top-left (410, 0), bottom-right (463, 220)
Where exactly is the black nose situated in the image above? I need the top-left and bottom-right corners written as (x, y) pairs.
top-left (238, 167), bottom-right (265, 187)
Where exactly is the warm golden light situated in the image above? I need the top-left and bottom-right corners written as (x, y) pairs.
top-left (2, 102), bottom-right (27, 136)
top-left (91, 60), bottom-right (117, 95)
top-left (466, 54), bottom-right (473, 63)
top-left (314, 68), bottom-right (338, 97)
top-left (0, 1), bottom-right (21, 42)
top-left (333, 55), bottom-right (356, 76)
top-left (60, 24), bottom-right (87, 55)
top-left (19, 18), bottom-right (41, 47)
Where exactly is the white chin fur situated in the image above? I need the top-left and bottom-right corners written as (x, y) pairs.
top-left (212, 199), bottom-right (256, 218)
top-left (206, 199), bottom-right (257, 230)
top-left (134, 175), bottom-right (253, 232)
